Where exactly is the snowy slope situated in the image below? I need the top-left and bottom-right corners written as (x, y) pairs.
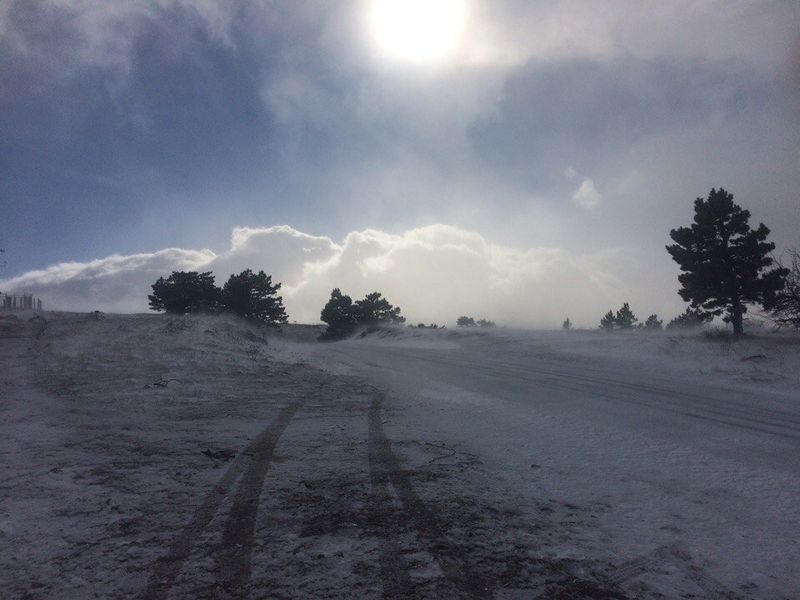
top-left (1, 313), bottom-right (330, 598)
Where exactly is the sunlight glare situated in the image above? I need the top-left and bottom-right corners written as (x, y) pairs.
top-left (369, 0), bottom-right (466, 63)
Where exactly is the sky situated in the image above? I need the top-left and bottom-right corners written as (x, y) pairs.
top-left (1, 0), bottom-right (798, 327)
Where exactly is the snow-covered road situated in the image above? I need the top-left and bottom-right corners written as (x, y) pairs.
top-left (298, 329), bottom-right (800, 598)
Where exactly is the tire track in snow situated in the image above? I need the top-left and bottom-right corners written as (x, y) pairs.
top-left (489, 362), bottom-right (800, 441)
top-left (494, 351), bottom-right (800, 429)
top-left (367, 392), bottom-right (490, 599)
top-left (365, 348), bottom-right (800, 441)
top-left (143, 398), bottom-right (304, 600)
top-left (520, 361), bottom-right (800, 429)
top-left (408, 344), bottom-right (800, 431)
top-left (479, 362), bottom-right (800, 441)
top-left (215, 397), bottom-right (304, 595)
top-left (367, 393), bottom-right (416, 599)
top-left (435, 347), bottom-right (800, 434)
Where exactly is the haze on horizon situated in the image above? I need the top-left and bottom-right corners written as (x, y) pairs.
top-left (1, 0), bottom-right (798, 327)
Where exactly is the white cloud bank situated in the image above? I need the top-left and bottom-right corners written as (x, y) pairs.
top-left (1, 248), bottom-right (216, 314)
top-left (1, 224), bottom-right (662, 327)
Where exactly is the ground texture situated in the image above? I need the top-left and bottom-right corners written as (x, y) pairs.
top-left (1, 313), bottom-right (798, 599)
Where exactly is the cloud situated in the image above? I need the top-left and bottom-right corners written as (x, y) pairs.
top-left (1, 224), bottom-right (665, 328)
top-left (470, 56), bottom-right (771, 177)
top-left (208, 226), bottom-right (339, 288)
top-left (464, 1), bottom-right (798, 68)
top-left (572, 178), bottom-right (601, 208)
top-left (2, 1), bottom-right (795, 300)
top-left (0, 248), bottom-right (214, 313)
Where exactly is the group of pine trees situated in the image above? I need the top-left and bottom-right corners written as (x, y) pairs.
top-left (148, 274), bottom-right (408, 339)
top-left (595, 304), bottom-right (711, 332)
top-left (319, 289), bottom-right (405, 340)
top-left (456, 316), bottom-right (496, 328)
top-left (148, 269), bottom-right (287, 326)
top-left (588, 188), bottom-right (796, 335)
top-left (599, 303), bottom-right (642, 330)
top-left (148, 188), bottom-right (798, 338)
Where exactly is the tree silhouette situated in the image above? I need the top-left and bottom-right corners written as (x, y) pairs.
top-left (221, 269), bottom-right (287, 326)
top-left (666, 188), bottom-right (787, 335)
top-left (599, 303), bottom-right (637, 330)
top-left (354, 292), bottom-right (405, 325)
top-left (320, 288), bottom-right (358, 340)
top-left (319, 289), bottom-right (405, 340)
top-left (615, 303), bottom-right (638, 329)
top-left (456, 316), bottom-right (476, 327)
top-left (643, 314), bottom-right (663, 330)
top-left (666, 306), bottom-right (713, 330)
top-left (148, 271), bottom-right (220, 314)
top-left (599, 310), bottom-right (616, 331)
top-left (562, 317), bottom-right (572, 331)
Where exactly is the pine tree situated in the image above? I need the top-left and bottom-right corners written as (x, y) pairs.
top-left (615, 303), bottom-right (638, 329)
top-left (666, 188), bottom-right (787, 335)
top-left (644, 314), bottom-right (663, 330)
top-left (221, 269), bottom-right (287, 326)
top-left (354, 292), bottom-right (405, 325)
top-left (320, 289), bottom-right (405, 340)
top-left (666, 306), bottom-right (713, 330)
top-left (148, 271), bottom-right (220, 314)
top-left (562, 317), bottom-right (572, 330)
top-left (320, 288), bottom-right (357, 340)
top-left (599, 310), bottom-right (616, 331)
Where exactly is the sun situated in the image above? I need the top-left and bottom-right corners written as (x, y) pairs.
top-left (369, 0), bottom-right (466, 63)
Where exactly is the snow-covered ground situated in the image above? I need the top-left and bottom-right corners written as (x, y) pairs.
top-left (2, 314), bottom-right (798, 599)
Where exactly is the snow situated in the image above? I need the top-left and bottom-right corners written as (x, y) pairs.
top-left (2, 314), bottom-right (799, 598)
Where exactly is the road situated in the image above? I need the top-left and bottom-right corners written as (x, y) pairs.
top-left (298, 330), bottom-right (800, 599)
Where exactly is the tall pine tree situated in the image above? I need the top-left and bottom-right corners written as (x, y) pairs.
top-left (666, 188), bottom-right (787, 335)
